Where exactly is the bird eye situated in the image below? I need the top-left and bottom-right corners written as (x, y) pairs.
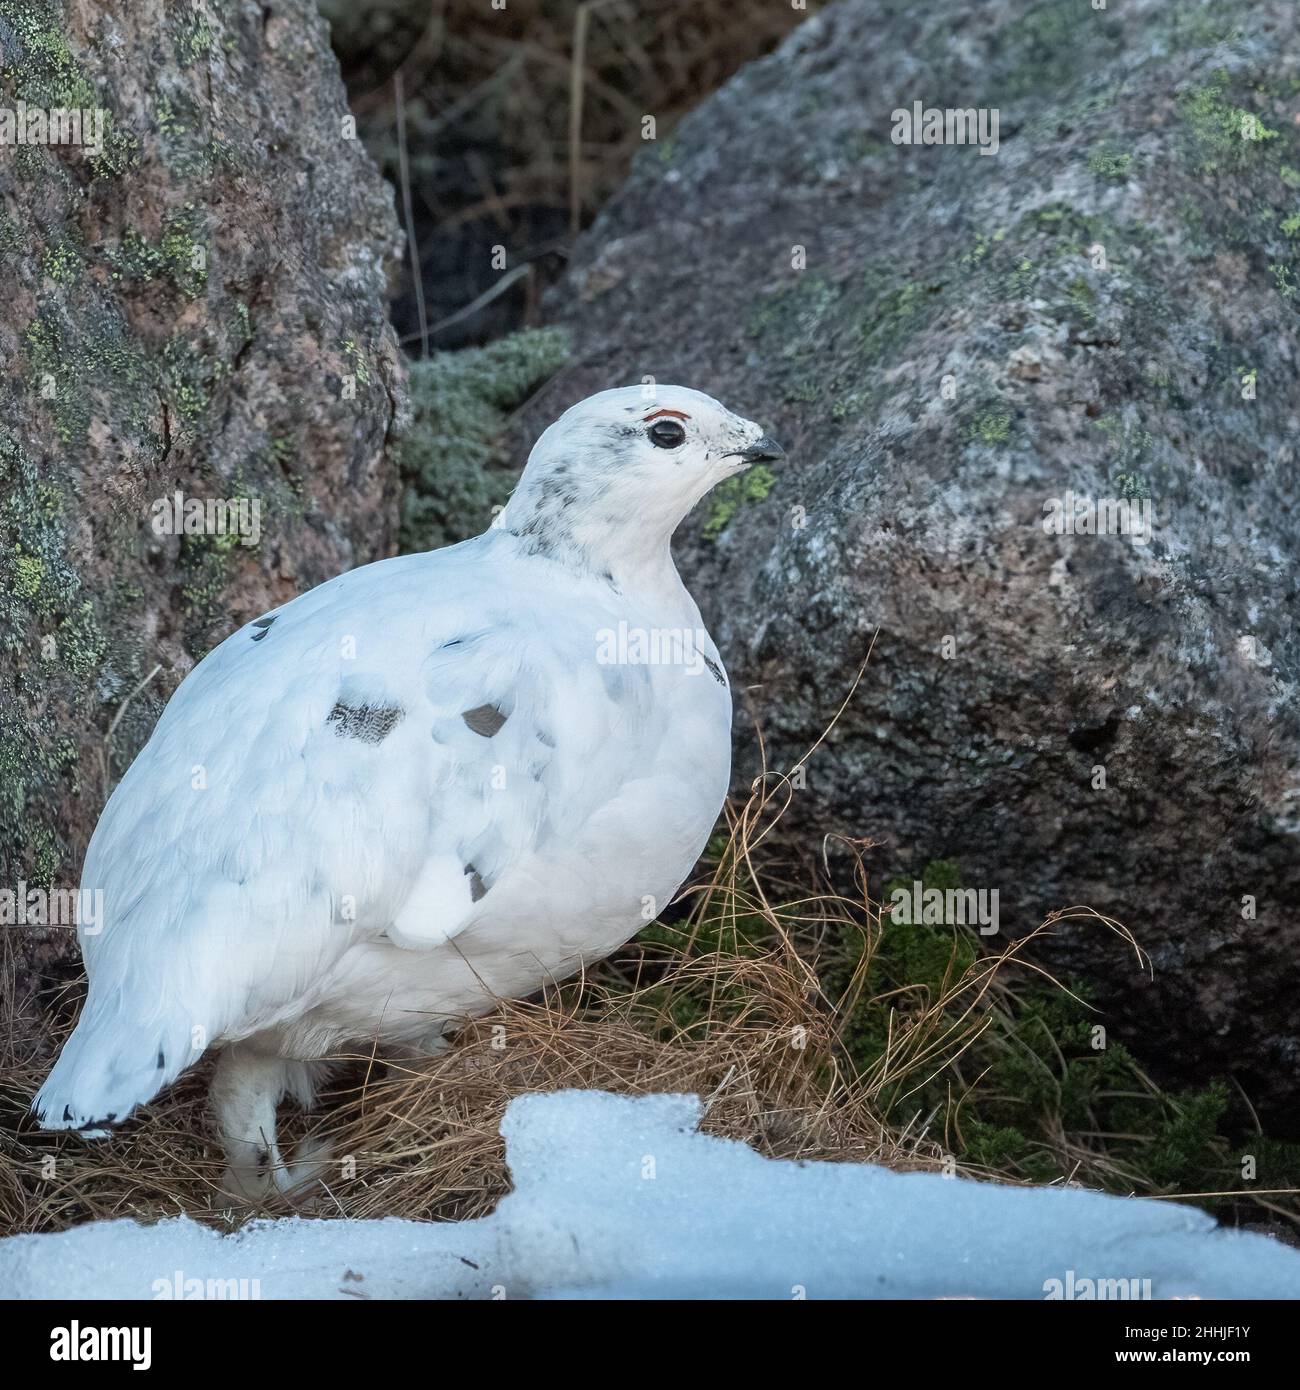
top-left (648, 419), bottom-right (686, 449)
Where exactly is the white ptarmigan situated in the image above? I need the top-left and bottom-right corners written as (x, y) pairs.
top-left (33, 385), bottom-right (783, 1199)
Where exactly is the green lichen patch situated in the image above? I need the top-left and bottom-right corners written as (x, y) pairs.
top-left (340, 337), bottom-right (374, 388)
top-left (1087, 147), bottom-right (1134, 180)
top-left (968, 406), bottom-right (1013, 447)
top-left (39, 233), bottom-right (84, 286)
top-left (171, 12), bottom-right (217, 67)
top-left (160, 331), bottom-right (224, 434)
top-left (22, 299), bottom-right (163, 451)
top-left (746, 275), bottom-right (841, 353)
top-left (1179, 69), bottom-right (1280, 173)
top-left (104, 206), bottom-right (210, 299)
top-left (980, 0), bottom-right (1125, 105)
top-left (150, 89), bottom-right (222, 181)
top-left (702, 463), bottom-right (776, 541)
top-left (857, 272), bottom-right (946, 367)
top-left (0, 0), bottom-right (97, 111)
top-left (0, 433), bottom-right (106, 882)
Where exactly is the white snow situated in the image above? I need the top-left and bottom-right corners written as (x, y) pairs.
top-left (4, 1090), bottom-right (1298, 1300)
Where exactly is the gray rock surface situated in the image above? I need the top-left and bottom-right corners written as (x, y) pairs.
top-left (536, 0), bottom-right (1300, 1121)
top-left (0, 0), bottom-right (404, 995)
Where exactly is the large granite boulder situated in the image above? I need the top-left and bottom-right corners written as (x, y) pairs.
top-left (0, 0), bottom-right (404, 989)
top-left (536, 0), bottom-right (1300, 1122)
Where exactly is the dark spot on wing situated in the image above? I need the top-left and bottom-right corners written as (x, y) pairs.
top-left (703, 655), bottom-right (727, 687)
top-left (463, 703), bottom-right (507, 737)
top-left (464, 863), bottom-right (489, 902)
top-left (81, 1111), bottom-right (120, 1131)
top-left (328, 701), bottom-right (405, 744)
top-left (250, 615), bottom-right (277, 642)
top-left (157, 1050), bottom-right (166, 1070)
top-left (62, 1105), bottom-right (73, 1122)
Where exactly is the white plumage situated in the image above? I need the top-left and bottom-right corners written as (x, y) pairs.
top-left (34, 384), bottom-right (783, 1199)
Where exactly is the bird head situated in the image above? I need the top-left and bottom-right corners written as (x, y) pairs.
top-left (500, 385), bottom-right (784, 576)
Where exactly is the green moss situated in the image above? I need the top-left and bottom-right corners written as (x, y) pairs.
top-left (1094, 415), bottom-right (1155, 474)
top-left (58, 599), bottom-right (107, 679)
top-left (702, 462), bottom-right (776, 541)
top-left (637, 908), bottom-right (770, 959)
top-left (820, 859), bottom-right (1270, 1207)
top-left (0, 1), bottom-right (137, 182)
top-left (22, 309), bottom-right (86, 443)
top-left (960, 227), bottom-right (1006, 269)
top-left (0, 213), bottom-right (22, 256)
top-left (153, 95), bottom-right (181, 138)
top-left (150, 90), bottom-right (225, 180)
top-left (782, 378), bottom-right (820, 404)
top-left (1065, 275), bottom-right (1097, 324)
top-left (398, 327), bottom-right (571, 552)
top-left (827, 858), bottom-right (981, 1111)
top-left (89, 117), bottom-right (142, 181)
top-left (179, 538), bottom-right (238, 641)
top-left (1, 454), bottom-right (81, 640)
top-left (1006, 256), bottom-right (1036, 297)
top-left (879, 860), bottom-right (978, 993)
top-left (1111, 471), bottom-right (1150, 501)
top-left (160, 333), bottom-right (219, 429)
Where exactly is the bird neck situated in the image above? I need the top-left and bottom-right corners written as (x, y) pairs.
top-left (498, 478), bottom-right (690, 600)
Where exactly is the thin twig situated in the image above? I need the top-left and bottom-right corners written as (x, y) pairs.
top-left (100, 662), bottom-right (162, 795)
top-left (394, 71), bottom-right (429, 360)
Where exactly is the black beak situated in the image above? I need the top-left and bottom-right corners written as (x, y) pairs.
top-left (733, 435), bottom-right (785, 464)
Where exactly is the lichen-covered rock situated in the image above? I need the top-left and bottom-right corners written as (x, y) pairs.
top-left (0, 1), bottom-right (404, 985)
top-left (539, 0), bottom-right (1300, 1121)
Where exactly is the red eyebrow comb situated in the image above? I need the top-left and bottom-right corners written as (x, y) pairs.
top-left (643, 407), bottom-right (691, 421)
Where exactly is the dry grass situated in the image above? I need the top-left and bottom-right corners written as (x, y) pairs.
top-left (0, 774), bottom-right (927, 1235)
top-left (0, 705), bottom-right (1175, 1240)
top-left (6, 670), bottom-right (1281, 1233)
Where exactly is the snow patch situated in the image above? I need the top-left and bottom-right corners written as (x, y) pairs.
top-left (3, 1090), bottom-right (1297, 1299)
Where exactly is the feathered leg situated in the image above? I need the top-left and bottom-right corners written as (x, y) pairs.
top-left (210, 1042), bottom-right (324, 1206)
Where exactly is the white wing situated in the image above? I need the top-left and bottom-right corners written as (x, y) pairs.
top-left (40, 533), bottom-right (674, 1126)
